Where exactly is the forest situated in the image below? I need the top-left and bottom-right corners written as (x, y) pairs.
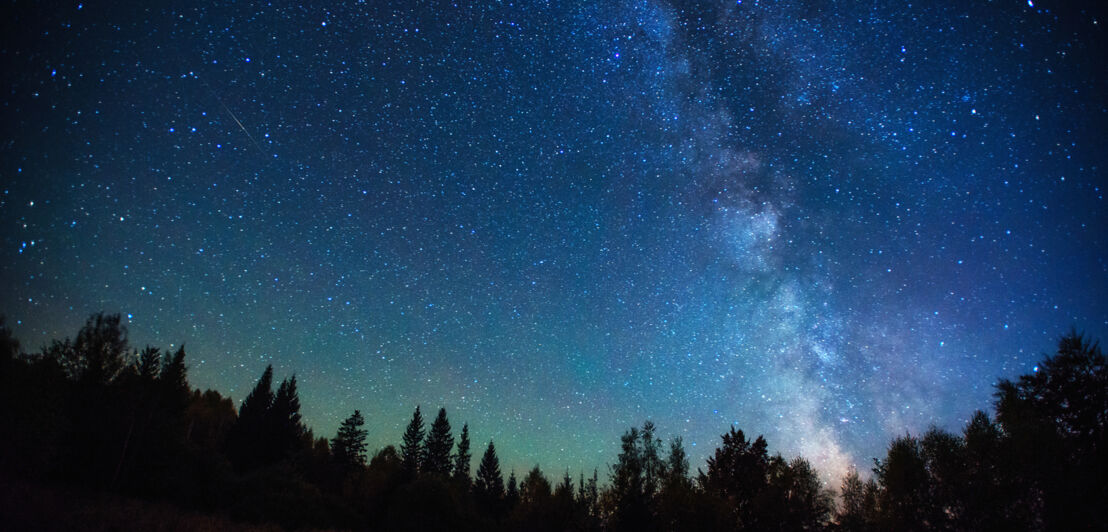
top-left (0, 312), bottom-right (1104, 531)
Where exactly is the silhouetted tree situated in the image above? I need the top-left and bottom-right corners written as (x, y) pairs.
top-left (920, 427), bottom-right (965, 528)
top-left (453, 422), bottom-right (472, 484)
top-left (114, 344), bottom-right (192, 493)
top-left (185, 388), bottom-right (236, 451)
top-left (642, 421), bottom-right (664, 501)
top-left (423, 407), bottom-right (454, 476)
top-left (508, 464), bottom-right (577, 531)
top-left (655, 437), bottom-right (699, 530)
top-left (960, 409), bottom-right (1024, 529)
top-left (400, 405), bottom-right (425, 476)
top-left (521, 465), bottom-right (552, 505)
top-left (9, 313), bottom-right (1102, 532)
top-left (609, 424), bottom-right (651, 530)
top-left (159, 346), bottom-right (189, 410)
top-left (664, 436), bottom-right (690, 490)
top-left (838, 465), bottom-right (868, 531)
top-left (875, 435), bottom-right (928, 530)
top-left (764, 456), bottom-right (833, 530)
top-left (226, 365), bottom-right (275, 470)
top-left (506, 470), bottom-right (520, 510)
top-left (332, 410), bottom-right (367, 472)
top-left (241, 366), bottom-right (275, 420)
top-left (994, 330), bottom-right (1107, 528)
top-left (700, 426), bottom-right (771, 529)
top-left (69, 312), bottom-right (129, 386)
top-left (266, 375), bottom-right (305, 462)
top-left (474, 440), bottom-right (504, 509)
top-left (362, 445), bottom-right (405, 524)
top-left (136, 346), bottom-right (161, 382)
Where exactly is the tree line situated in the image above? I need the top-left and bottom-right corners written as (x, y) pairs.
top-left (0, 312), bottom-right (1104, 530)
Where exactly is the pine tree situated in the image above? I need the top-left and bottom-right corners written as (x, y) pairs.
top-left (136, 346), bottom-right (161, 381)
top-left (586, 469), bottom-right (599, 517)
top-left (555, 469), bottom-right (574, 502)
top-left (506, 469), bottom-right (520, 509)
top-left (642, 420), bottom-right (663, 500)
top-left (521, 465), bottom-right (551, 505)
top-left (611, 425), bottom-right (648, 530)
top-left (160, 346), bottom-right (187, 391)
top-left (657, 437), bottom-right (694, 530)
top-left (267, 375), bottom-right (304, 462)
top-left (422, 407), bottom-right (454, 476)
top-left (453, 422), bottom-right (472, 483)
top-left (400, 405), bottom-right (425, 475)
top-left (226, 365), bottom-right (274, 471)
top-left (474, 440), bottom-right (504, 499)
top-left (238, 365), bottom-right (275, 425)
top-left (159, 345), bottom-right (189, 413)
top-left (332, 410), bottom-right (368, 471)
top-left (665, 436), bottom-right (691, 490)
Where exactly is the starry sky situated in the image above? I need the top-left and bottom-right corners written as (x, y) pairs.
top-left (1, 0), bottom-right (1105, 483)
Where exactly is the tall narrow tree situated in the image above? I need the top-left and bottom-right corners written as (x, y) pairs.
top-left (474, 440), bottom-right (504, 499)
top-left (422, 407), bottom-right (454, 475)
top-left (159, 345), bottom-right (189, 413)
top-left (665, 436), bottom-right (691, 490)
top-left (641, 420), bottom-right (663, 500)
top-left (267, 375), bottom-right (305, 462)
top-left (332, 409), bottom-right (368, 471)
top-left (226, 365), bottom-right (274, 471)
top-left (453, 422), bottom-right (472, 483)
top-left (400, 405), bottom-right (425, 475)
top-left (506, 469), bottom-right (520, 509)
top-left (610, 425), bottom-right (648, 530)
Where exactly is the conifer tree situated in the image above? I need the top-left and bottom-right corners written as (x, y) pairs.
top-left (665, 436), bottom-right (691, 490)
top-left (642, 420), bottom-right (663, 500)
top-left (611, 425), bottom-right (648, 530)
top-left (332, 409), bottom-right (368, 471)
top-left (226, 365), bottom-right (274, 471)
top-left (136, 346), bottom-right (161, 382)
top-left (453, 422), bottom-right (472, 483)
top-left (506, 469), bottom-right (520, 509)
top-left (400, 405), bottom-right (425, 475)
top-left (521, 465), bottom-right (551, 504)
top-left (267, 375), bottom-right (304, 462)
top-left (159, 345), bottom-right (189, 413)
top-left (422, 407), bottom-right (454, 475)
top-left (555, 469), bottom-right (574, 502)
top-left (238, 365), bottom-right (275, 424)
top-left (160, 346), bottom-right (187, 391)
top-left (475, 440), bottom-right (504, 499)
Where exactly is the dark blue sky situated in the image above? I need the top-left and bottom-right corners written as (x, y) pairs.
top-left (2, 0), bottom-right (1104, 482)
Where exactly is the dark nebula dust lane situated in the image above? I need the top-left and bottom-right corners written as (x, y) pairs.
top-left (1, 1), bottom-right (1104, 481)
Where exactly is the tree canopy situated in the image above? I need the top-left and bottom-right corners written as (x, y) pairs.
top-left (1, 314), bottom-right (1103, 531)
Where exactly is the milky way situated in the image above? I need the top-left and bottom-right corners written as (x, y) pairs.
top-left (2, 1), bottom-right (1104, 483)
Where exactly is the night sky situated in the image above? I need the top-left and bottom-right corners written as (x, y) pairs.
top-left (2, 1), bottom-right (1105, 484)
